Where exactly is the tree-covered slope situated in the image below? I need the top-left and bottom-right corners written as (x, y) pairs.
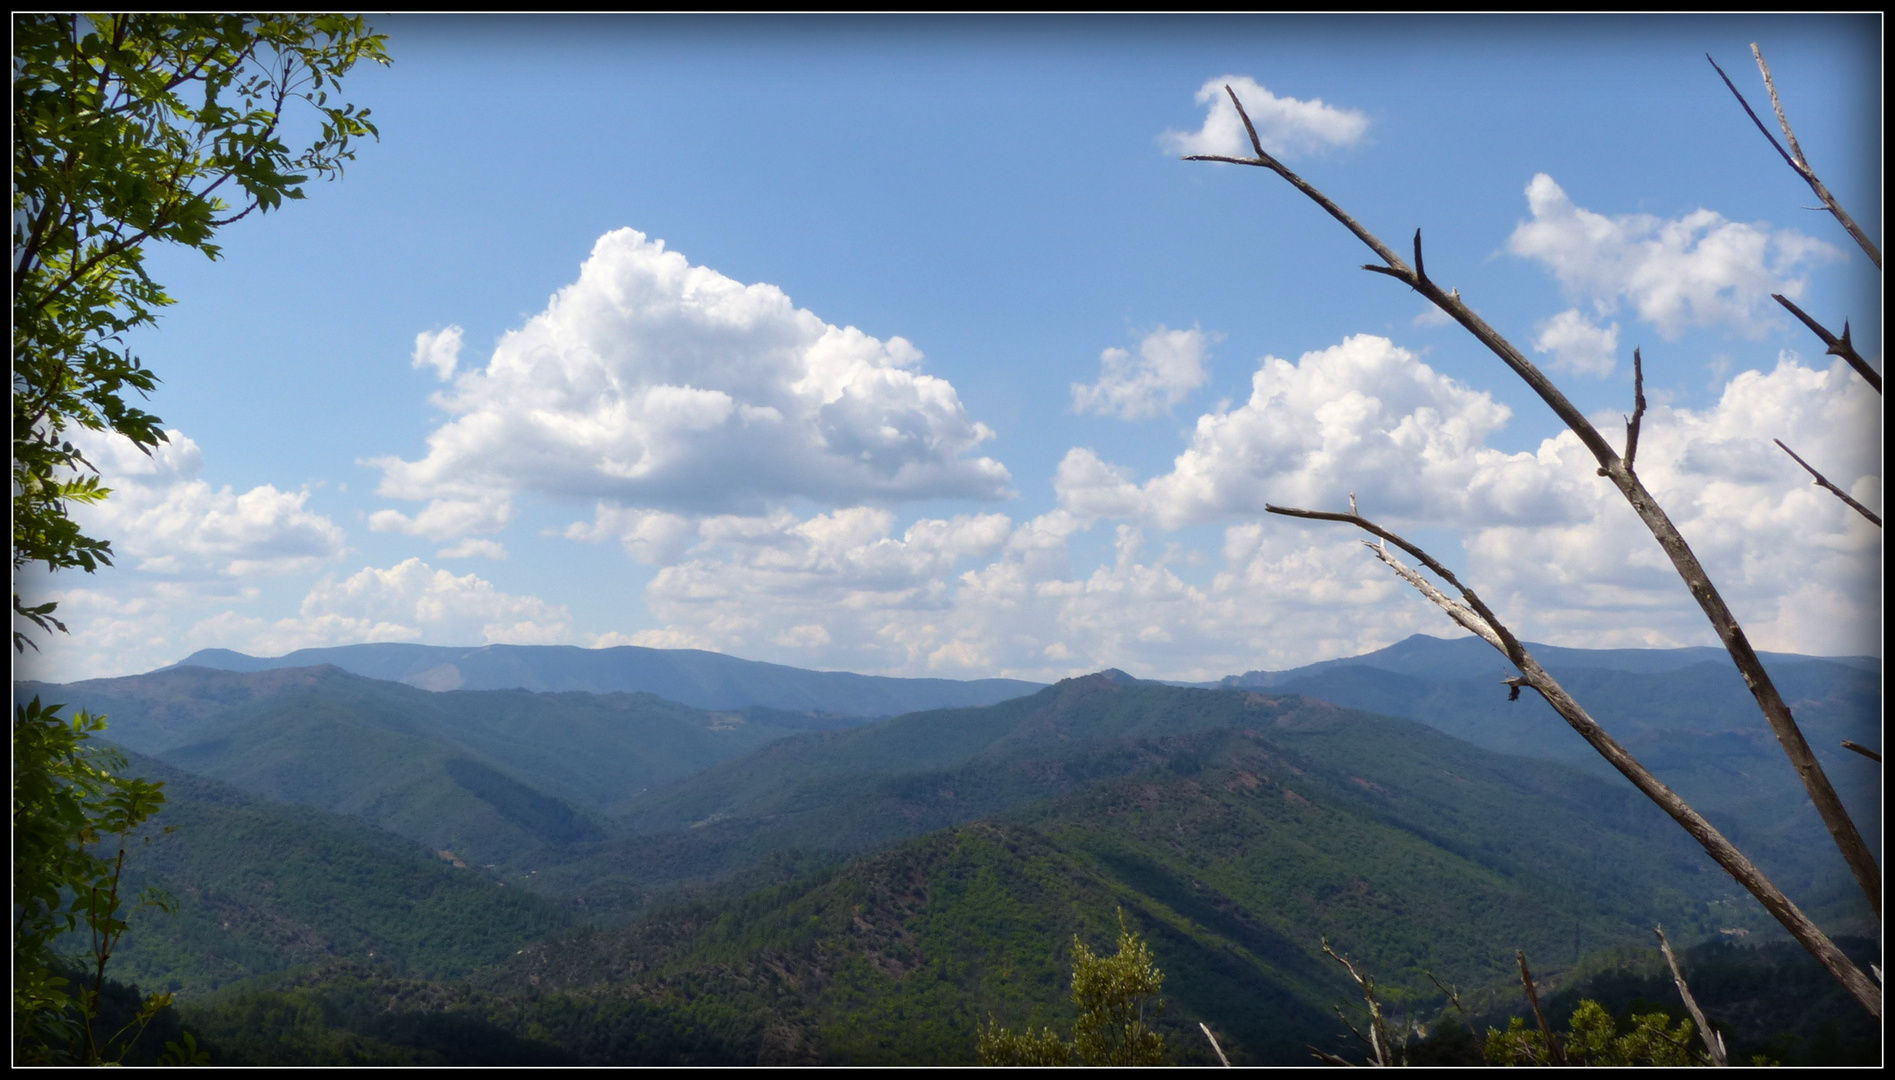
top-left (82, 750), bottom-right (573, 997)
top-left (1251, 659), bottom-right (1880, 899)
top-left (594, 674), bottom-right (1741, 913)
top-left (16, 665), bottom-right (863, 869)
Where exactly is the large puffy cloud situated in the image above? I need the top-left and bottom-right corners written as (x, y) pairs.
top-left (1055, 335), bottom-right (1573, 530)
top-left (68, 429), bottom-right (348, 578)
top-left (1162, 75), bottom-right (1368, 159)
top-left (371, 229), bottom-right (1010, 534)
top-left (1071, 325), bottom-right (1215, 420)
top-left (1461, 355), bottom-right (1881, 655)
top-left (607, 343), bottom-right (1876, 680)
top-left (1507, 174), bottom-right (1839, 339)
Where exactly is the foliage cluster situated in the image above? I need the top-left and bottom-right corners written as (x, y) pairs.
top-left (11, 698), bottom-right (169, 1062)
top-left (1483, 1000), bottom-right (1705, 1066)
top-left (979, 910), bottom-right (1168, 1066)
top-left (12, 13), bottom-right (386, 1064)
top-left (12, 13), bottom-right (385, 639)
top-left (1535, 935), bottom-right (1883, 1066)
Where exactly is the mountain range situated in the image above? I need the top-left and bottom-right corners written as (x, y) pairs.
top-left (165, 642), bottom-right (1041, 716)
top-left (17, 633), bottom-right (1878, 1064)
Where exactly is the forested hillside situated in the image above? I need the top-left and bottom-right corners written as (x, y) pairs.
top-left (26, 656), bottom-right (1870, 1064)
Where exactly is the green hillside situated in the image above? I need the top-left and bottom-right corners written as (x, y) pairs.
top-left (1261, 659), bottom-right (1881, 899)
top-left (18, 666), bottom-right (857, 870)
top-left (78, 750), bottom-right (572, 997)
top-left (31, 667), bottom-right (1868, 1064)
top-left (583, 674), bottom-right (1747, 916)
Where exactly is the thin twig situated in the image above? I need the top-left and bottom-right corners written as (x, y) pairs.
top-left (1772, 294), bottom-right (1881, 394)
top-left (1656, 925), bottom-right (1729, 1066)
top-left (1774, 440), bottom-right (1882, 527)
top-left (1517, 950), bottom-right (1565, 1066)
top-left (1307, 1046), bottom-right (1355, 1066)
top-left (1624, 348), bottom-right (1647, 474)
top-left (1705, 50), bottom-right (1881, 268)
top-left (1196, 83), bottom-right (1881, 927)
top-left (1265, 503), bottom-right (1882, 1018)
top-left (1425, 970), bottom-right (1469, 1026)
top-left (1200, 1022), bottom-right (1232, 1067)
top-left (1840, 740), bottom-right (1881, 763)
top-left (1322, 937), bottom-right (1396, 1066)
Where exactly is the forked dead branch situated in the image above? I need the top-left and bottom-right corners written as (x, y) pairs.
top-left (1265, 499), bottom-right (1878, 1017)
top-left (1187, 85), bottom-right (1880, 1016)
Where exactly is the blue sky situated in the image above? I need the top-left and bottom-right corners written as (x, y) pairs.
top-left (19, 15), bottom-right (1883, 683)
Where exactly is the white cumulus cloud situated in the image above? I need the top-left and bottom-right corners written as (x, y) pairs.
top-left (68, 429), bottom-right (348, 578)
top-left (369, 495), bottom-right (514, 541)
top-left (253, 558), bottom-right (573, 653)
top-left (412, 325), bottom-right (463, 381)
top-left (1532, 308), bottom-right (1620, 377)
top-left (1055, 335), bottom-right (1560, 530)
top-left (1071, 325), bottom-right (1216, 420)
top-left (1459, 354), bottom-right (1881, 656)
top-left (1507, 174), bottom-right (1839, 339)
top-left (1162, 75), bottom-right (1368, 160)
top-left (371, 228), bottom-right (1011, 533)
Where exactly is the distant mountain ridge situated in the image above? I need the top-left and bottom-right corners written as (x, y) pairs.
top-left (166, 642), bottom-right (1044, 717)
top-left (1211, 632), bottom-right (1880, 687)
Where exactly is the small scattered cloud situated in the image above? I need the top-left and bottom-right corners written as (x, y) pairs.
top-left (1071, 325), bottom-right (1217, 420)
top-left (258, 558), bottom-right (571, 651)
top-left (437, 538), bottom-right (508, 560)
top-left (1507, 174), bottom-right (1839, 339)
top-left (590, 627), bottom-right (716, 651)
top-left (369, 495), bottom-right (514, 541)
top-left (1162, 75), bottom-right (1368, 160)
top-left (1412, 306), bottom-right (1454, 328)
top-left (412, 325), bottom-right (463, 381)
top-left (1532, 308), bottom-right (1620, 377)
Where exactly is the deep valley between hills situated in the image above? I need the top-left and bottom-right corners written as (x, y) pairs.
top-left (16, 635), bottom-right (1879, 1065)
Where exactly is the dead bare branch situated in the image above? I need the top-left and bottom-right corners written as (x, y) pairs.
top-left (1774, 439), bottom-right (1882, 527)
top-left (1321, 936), bottom-right (1399, 1066)
top-left (1704, 49), bottom-right (1881, 269)
top-left (1656, 925), bottom-right (1729, 1066)
top-left (1265, 502), bottom-right (1881, 1018)
top-left (1199, 1022), bottom-right (1232, 1066)
top-left (1424, 970), bottom-right (1468, 1025)
top-left (1624, 348), bottom-right (1648, 474)
top-left (1772, 294), bottom-right (1881, 394)
top-left (1841, 740), bottom-right (1881, 763)
top-left (1517, 950), bottom-right (1566, 1066)
top-left (1195, 83), bottom-right (1880, 924)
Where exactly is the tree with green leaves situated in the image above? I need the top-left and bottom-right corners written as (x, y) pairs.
top-left (11, 14), bottom-right (388, 1062)
top-left (979, 910), bottom-right (1168, 1066)
top-left (1484, 1000), bottom-right (1707, 1067)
